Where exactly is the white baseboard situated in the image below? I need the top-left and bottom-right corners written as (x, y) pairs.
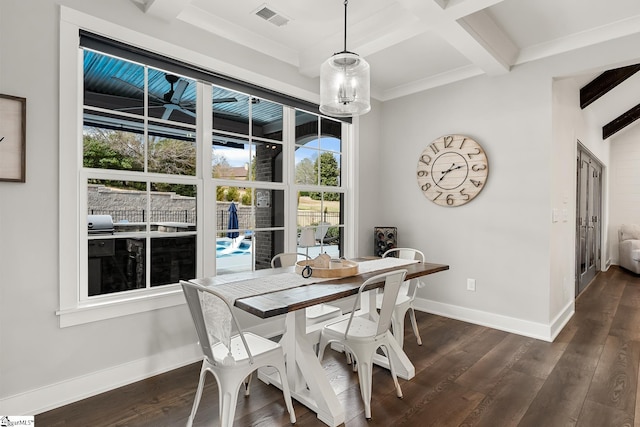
top-left (413, 298), bottom-right (574, 343)
top-left (549, 300), bottom-right (575, 341)
top-left (1, 317), bottom-right (284, 416)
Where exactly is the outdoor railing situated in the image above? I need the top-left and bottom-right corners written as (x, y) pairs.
top-left (88, 209), bottom-right (196, 224)
top-left (88, 209), bottom-right (340, 229)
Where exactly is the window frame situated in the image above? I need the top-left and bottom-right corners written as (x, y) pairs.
top-left (58, 7), bottom-right (356, 327)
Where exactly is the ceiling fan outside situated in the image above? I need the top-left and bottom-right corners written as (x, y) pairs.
top-left (111, 74), bottom-right (237, 120)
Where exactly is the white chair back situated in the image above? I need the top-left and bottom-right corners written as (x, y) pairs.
top-left (344, 269), bottom-right (407, 338)
top-left (181, 280), bottom-right (253, 365)
top-left (382, 247), bottom-right (425, 297)
top-left (271, 252), bottom-right (310, 268)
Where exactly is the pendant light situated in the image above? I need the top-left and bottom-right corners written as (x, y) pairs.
top-left (319, 0), bottom-right (370, 117)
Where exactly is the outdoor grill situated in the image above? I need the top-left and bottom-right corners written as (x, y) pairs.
top-left (88, 215), bottom-right (116, 296)
top-left (88, 215), bottom-right (114, 234)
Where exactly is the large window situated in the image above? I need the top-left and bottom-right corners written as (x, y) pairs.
top-left (58, 17), bottom-right (353, 326)
top-left (294, 111), bottom-right (345, 258)
top-left (83, 50), bottom-right (199, 298)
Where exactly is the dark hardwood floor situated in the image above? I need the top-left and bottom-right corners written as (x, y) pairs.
top-left (37, 266), bottom-right (640, 426)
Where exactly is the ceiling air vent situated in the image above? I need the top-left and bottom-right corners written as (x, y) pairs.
top-left (254, 4), bottom-right (290, 27)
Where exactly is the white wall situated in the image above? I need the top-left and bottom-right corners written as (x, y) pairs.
top-left (3, 0), bottom-right (640, 416)
top-left (380, 66), bottom-right (554, 333)
top-left (610, 124), bottom-right (640, 263)
top-left (378, 40), bottom-right (640, 340)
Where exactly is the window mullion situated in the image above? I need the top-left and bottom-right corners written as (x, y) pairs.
top-left (199, 82), bottom-right (215, 278)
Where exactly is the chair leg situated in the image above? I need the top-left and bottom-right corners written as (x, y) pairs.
top-left (186, 362), bottom-right (209, 427)
top-left (317, 334), bottom-right (331, 362)
top-left (274, 360), bottom-right (297, 424)
top-left (408, 307), bottom-right (422, 345)
top-left (352, 350), bottom-right (373, 419)
top-left (380, 343), bottom-right (402, 398)
top-left (244, 373), bottom-right (252, 397)
top-left (218, 380), bottom-right (242, 427)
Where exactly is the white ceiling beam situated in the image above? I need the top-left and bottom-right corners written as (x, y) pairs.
top-left (444, 0), bottom-right (507, 20)
top-left (298, 6), bottom-right (425, 77)
top-left (379, 64), bottom-right (484, 101)
top-left (453, 11), bottom-right (517, 74)
top-left (516, 14), bottom-right (640, 65)
top-left (143, 0), bottom-right (192, 22)
top-left (397, 0), bottom-right (514, 75)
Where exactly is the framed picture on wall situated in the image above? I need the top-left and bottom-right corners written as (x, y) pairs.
top-left (0, 94), bottom-right (26, 182)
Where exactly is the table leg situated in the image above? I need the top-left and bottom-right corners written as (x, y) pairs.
top-left (258, 310), bottom-right (345, 427)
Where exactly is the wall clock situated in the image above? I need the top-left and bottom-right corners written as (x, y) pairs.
top-left (416, 134), bottom-right (488, 207)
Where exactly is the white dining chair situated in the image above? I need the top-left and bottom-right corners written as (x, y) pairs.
top-left (317, 269), bottom-right (407, 420)
top-left (180, 280), bottom-right (296, 427)
top-left (381, 248), bottom-right (426, 347)
top-left (270, 252), bottom-right (309, 268)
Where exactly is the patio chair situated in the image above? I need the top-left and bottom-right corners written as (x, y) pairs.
top-left (180, 280), bottom-right (296, 427)
top-left (317, 269), bottom-right (407, 420)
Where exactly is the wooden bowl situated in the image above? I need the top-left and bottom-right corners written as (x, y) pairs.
top-left (295, 259), bottom-right (359, 278)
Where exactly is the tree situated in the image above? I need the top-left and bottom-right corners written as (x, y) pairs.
top-left (83, 128), bottom-right (143, 171)
top-left (148, 136), bottom-right (196, 176)
top-left (83, 127), bottom-right (197, 197)
top-left (212, 153), bottom-right (232, 178)
top-left (295, 157), bottom-right (316, 185)
top-left (310, 152), bottom-right (340, 201)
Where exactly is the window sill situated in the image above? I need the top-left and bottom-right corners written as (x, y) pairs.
top-left (56, 287), bottom-right (185, 327)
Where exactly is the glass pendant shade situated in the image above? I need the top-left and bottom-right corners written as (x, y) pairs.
top-left (319, 51), bottom-right (370, 117)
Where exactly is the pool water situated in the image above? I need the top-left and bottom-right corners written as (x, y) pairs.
top-left (216, 239), bottom-right (252, 258)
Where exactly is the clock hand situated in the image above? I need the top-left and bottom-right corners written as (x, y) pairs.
top-left (438, 164), bottom-right (464, 183)
top-left (441, 163), bottom-right (456, 174)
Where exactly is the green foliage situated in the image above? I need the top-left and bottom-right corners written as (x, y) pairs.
top-left (309, 152), bottom-right (340, 200)
top-left (326, 226), bottom-right (340, 239)
top-left (83, 128), bottom-right (196, 197)
top-left (226, 186), bottom-right (240, 202)
top-left (241, 190), bottom-right (252, 205)
top-left (216, 186), bottom-right (226, 201)
top-left (83, 136), bottom-right (142, 171)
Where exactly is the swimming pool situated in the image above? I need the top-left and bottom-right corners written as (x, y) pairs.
top-left (216, 238), bottom-right (252, 258)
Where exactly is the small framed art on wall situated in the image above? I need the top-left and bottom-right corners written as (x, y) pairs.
top-left (0, 94), bottom-right (26, 182)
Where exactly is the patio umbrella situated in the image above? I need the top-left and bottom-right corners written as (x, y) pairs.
top-left (227, 202), bottom-right (239, 238)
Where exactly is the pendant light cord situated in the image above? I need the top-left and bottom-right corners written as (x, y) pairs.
top-left (343, 0), bottom-right (348, 53)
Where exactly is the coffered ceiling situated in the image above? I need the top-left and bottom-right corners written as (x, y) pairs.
top-left (133, 0), bottom-right (640, 138)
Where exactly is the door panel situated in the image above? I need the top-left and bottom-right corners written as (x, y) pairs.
top-left (576, 145), bottom-right (602, 295)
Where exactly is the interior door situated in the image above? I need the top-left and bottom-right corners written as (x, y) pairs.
top-left (576, 145), bottom-right (602, 295)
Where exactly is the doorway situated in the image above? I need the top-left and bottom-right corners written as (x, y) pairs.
top-left (576, 143), bottom-right (603, 296)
